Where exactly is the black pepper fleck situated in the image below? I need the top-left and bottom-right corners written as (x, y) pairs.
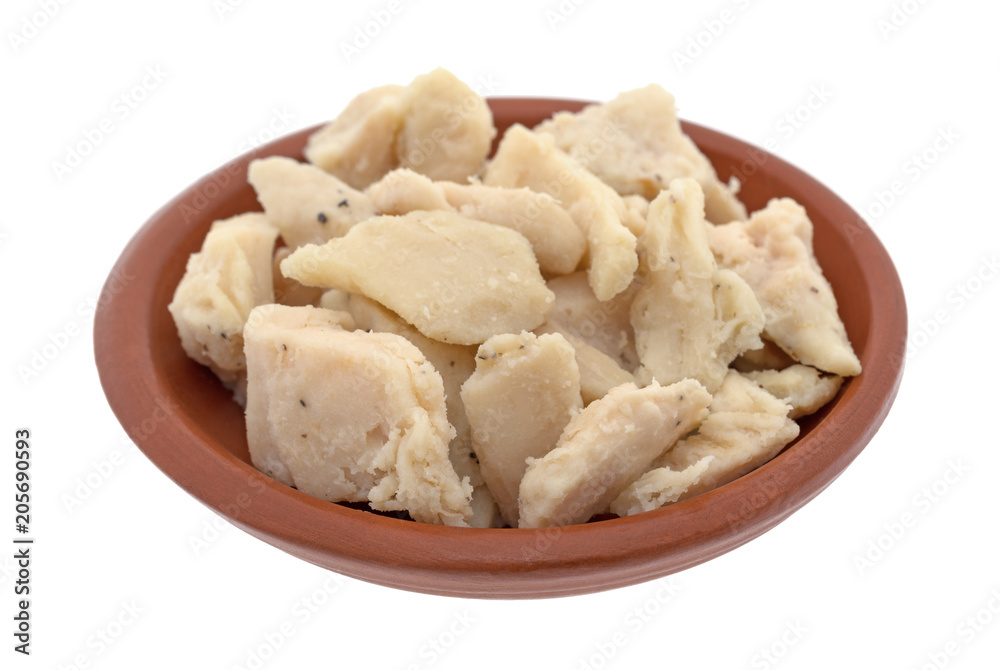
top-left (810, 286), bottom-right (819, 293)
top-left (299, 399), bottom-right (307, 407)
top-left (675, 420), bottom-right (681, 427)
top-left (220, 332), bottom-right (227, 339)
top-left (281, 344), bottom-right (287, 351)
top-left (337, 199), bottom-right (349, 208)
top-left (669, 255), bottom-right (675, 262)
top-left (317, 212), bottom-right (328, 224)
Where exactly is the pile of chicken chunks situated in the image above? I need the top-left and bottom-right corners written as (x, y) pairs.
top-left (168, 68), bottom-right (860, 528)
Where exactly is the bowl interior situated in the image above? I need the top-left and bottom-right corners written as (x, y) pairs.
top-left (96, 97), bottom-right (905, 598)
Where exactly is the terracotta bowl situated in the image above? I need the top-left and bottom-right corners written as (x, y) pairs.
top-left (94, 98), bottom-right (906, 598)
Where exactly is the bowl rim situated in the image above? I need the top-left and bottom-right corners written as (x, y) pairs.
top-left (94, 97), bottom-right (907, 599)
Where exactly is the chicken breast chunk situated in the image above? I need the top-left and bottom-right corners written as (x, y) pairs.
top-left (535, 84), bottom-right (746, 224)
top-left (304, 84), bottom-right (404, 189)
top-left (707, 198), bottom-right (862, 376)
top-left (366, 167), bottom-right (585, 276)
top-left (243, 304), bottom-right (472, 526)
top-left (612, 371), bottom-right (799, 515)
top-left (484, 124), bottom-right (637, 301)
top-left (168, 213), bottom-right (279, 396)
top-left (518, 378), bottom-right (711, 528)
top-left (305, 68), bottom-right (495, 189)
top-left (460, 331), bottom-right (583, 526)
top-left (345, 295), bottom-right (498, 527)
top-left (631, 179), bottom-right (764, 392)
top-left (248, 157), bottom-right (375, 249)
top-left (742, 364), bottom-right (843, 419)
top-left (280, 210), bottom-right (554, 345)
top-left (395, 68), bottom-right (495, 182)
top-left (544, 271), bottom-right (640, 371)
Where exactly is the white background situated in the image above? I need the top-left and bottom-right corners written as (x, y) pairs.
top-left (3, 0), bottom-right (998, 668)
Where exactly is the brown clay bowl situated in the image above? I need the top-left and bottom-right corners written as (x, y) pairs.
top-left (94, 98), bottom-right (906, 598)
